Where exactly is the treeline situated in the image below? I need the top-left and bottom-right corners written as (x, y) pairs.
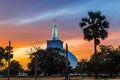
top-left (0, 45), bottom-right (120, 78)
top-left (0, 46), bottom-right (23, 76)
top-left (75, 45), bottom-right (120, 78)
top-left (27, 45), bottom-right (120, 78)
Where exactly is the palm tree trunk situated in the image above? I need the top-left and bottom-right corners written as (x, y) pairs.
top-left (94, 37), bottom-right (98, 78)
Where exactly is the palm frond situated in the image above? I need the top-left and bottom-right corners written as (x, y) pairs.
top-left (83, 27), bottom-right (93, 41)
top-left (103, 21), bottom-right (109, 28)
top-left (79, 11), bottom-right (109, 43)
top-left (100, 30), bottom-right (108, 39)
top-left (79, 22), bottom-right (86, 28)
top-left (82, 17), bottom-right (89, 22)
top-left (88, 11), bottom-right (94, 18)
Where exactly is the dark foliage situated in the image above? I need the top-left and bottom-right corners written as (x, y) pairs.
top-left (76, 45), bottom-right (120, 78)
top-left (28, 48), bottom-right (68, 76)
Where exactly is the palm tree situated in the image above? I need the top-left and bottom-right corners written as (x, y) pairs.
top-left (79, 11), bottom-right (109, 78)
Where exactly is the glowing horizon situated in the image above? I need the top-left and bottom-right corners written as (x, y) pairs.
top-left (0, 0), bottom-right (120, 69)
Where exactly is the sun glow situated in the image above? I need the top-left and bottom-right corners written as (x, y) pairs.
top-left (12, 38), bottom-right (94, 69)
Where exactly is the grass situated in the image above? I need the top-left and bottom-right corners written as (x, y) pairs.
top-left (0, 77), bottom-right (120, 80)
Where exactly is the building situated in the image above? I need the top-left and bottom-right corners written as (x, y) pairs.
top-left (46, 20), bottom-right (78, 68)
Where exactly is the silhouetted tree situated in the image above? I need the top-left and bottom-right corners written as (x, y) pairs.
top-left (0, 47), bottom-right (5, 70)
top-left (4, 52), bottom-right (13, 69)
top-left (76, 59), bottom-right (88, 74)
top-left (9, 60), bottom-right (23, 76)
top-left (27, 42), bottom-right (43, 79)
top-left (1, 60), bottom-right (23, 76)
top-left (105, 46), bottom-right (120, 77)
top-left (28, 48), bottom-right (67, 76)
top-left (79, 11), bottom-right (109, 78)
top-left (76, 45), bottom-right (120, 78)
top-left (28, 49), bottom-right (45, 76)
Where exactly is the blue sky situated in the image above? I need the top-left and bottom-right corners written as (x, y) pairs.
top-left (0, 0), bottom-right (119, 25)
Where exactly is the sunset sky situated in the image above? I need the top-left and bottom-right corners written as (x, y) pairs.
top-left (0, 0), bottom-right (120, 69)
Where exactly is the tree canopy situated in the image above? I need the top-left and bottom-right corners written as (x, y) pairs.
top-left (28, 48), bottom-right (68, 76)
top-left (76, 45), bottom-right (120, 78)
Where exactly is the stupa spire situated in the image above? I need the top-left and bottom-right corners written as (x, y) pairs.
top-left (52, 20), bottom-right (59, 40)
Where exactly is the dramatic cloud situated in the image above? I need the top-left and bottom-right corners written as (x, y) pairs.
top-left (0, 0), bottom-right (120, 69)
